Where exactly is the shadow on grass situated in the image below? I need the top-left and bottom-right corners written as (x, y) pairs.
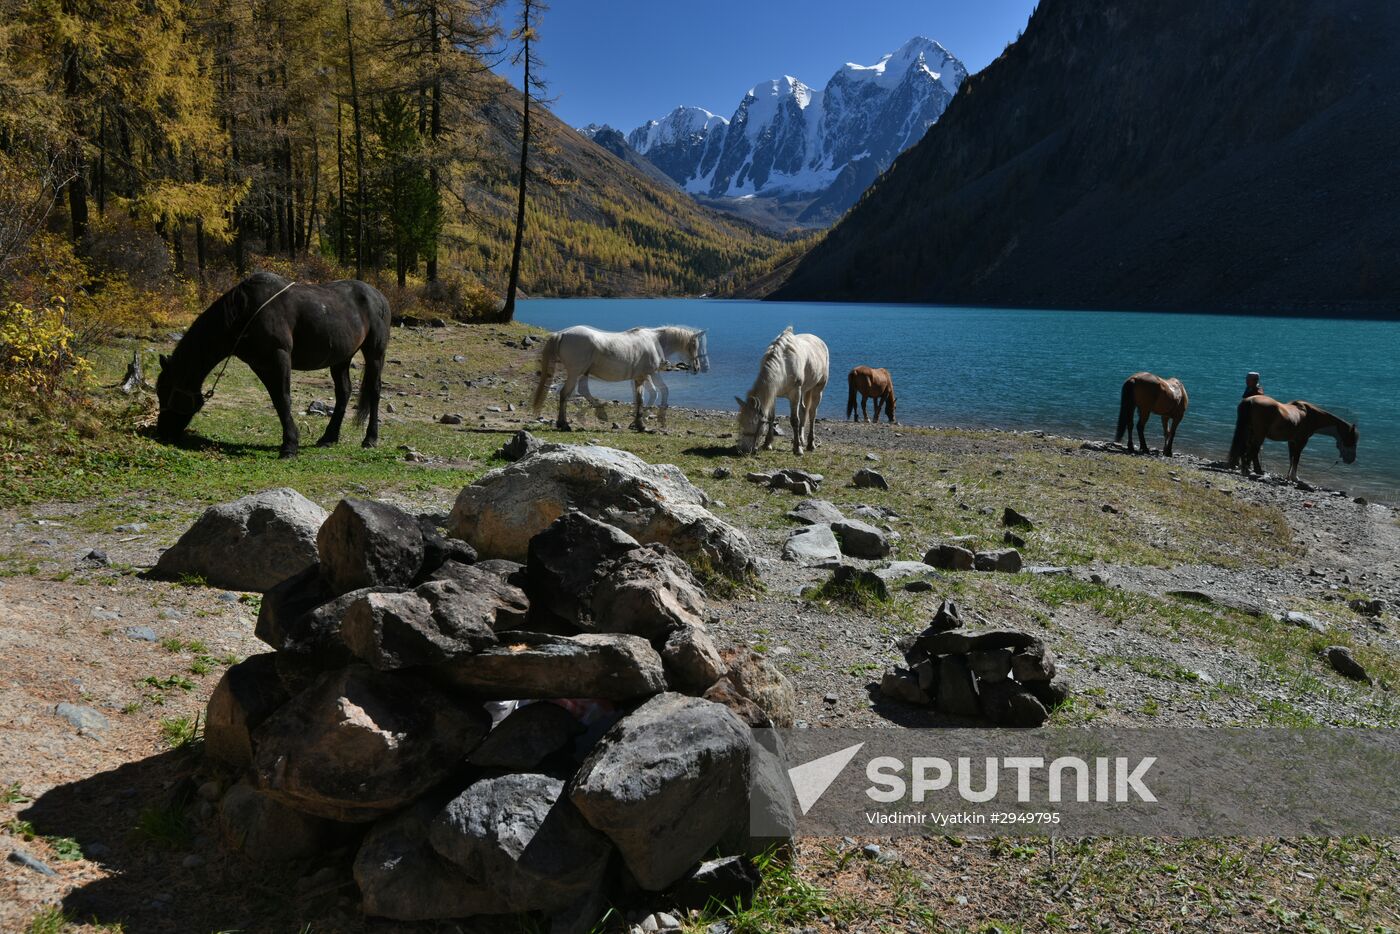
top-left (681, 445), bottom-right (740, 459)
top-left (19, 748), bottom-right (358, 933)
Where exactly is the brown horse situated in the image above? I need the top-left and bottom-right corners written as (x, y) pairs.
top-left (1229, 395), bottom-right (1357, 481)
top-left (1115, 372), bottom-right (1188, 455)
top-left (846, 366), bottom-right (897, 423)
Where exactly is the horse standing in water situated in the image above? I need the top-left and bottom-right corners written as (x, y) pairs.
top-left (530, 325), bottom-right (709, 431)
top-left (155, 272), bottom-right (390, 457)
top-left (736, 327), bottom-right (829, 456)
top-left (1115, 371), bottom-right (1189, 455)
top-left (846, 366), bottom-right (897, 423)
top-left (1229, 395), bottom-right (1357, 481)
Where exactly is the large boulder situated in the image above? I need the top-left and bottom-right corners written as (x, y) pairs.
top-left (661, 624), bottom-right (728, 692)
top-left (340, 580), bottom-right (500, 671)
top-left (436, 632), bottom-right (668, 701)
top-left (707, 650), bottom-right (796, 728)
top-left (448, 444), bottom-right (755, 577)
top-left (317, 499), bottom-right (425, 595)
top-left (355, 801), bottom-right (511, 921)
top-left (218, 782), bottom-right (350, 861)
top-left (204, 653), bottom-right (290, 768)
top-left (782, 525), bottom-right (842, 564)
top-left (587, 544), bottom-right (706, 639)
top-left (428, 773), bottom-right (614, 914)
top-left (924, 543), bottom-right (975, 571)
top-left (569, 693), bottom-right (750, 891)
top-left (831, 518), bottom-right (891, 559)
top-left (785, 499), bottom-right (845, 526)
top-left (154, 488), bottom-right (327, 592)
top-left (252, 666), bottom-right (490, 821)
top-left (426, 560), bottom-right (530, 629)
top-left (468, 702), bottom-right (584, 770)
top-left (527, 511), bottom-right (639, 626)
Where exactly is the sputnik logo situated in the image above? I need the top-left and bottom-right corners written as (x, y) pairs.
top-left (787, 742), bottom-right (865, 815)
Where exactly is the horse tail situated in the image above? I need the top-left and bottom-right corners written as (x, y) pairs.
top-left (846, 371), bottom-right (858, 420)
top-left (530, 332), bottom-right (561, 414)
top-left (1115, 378), bottom-right (1135, 442)
top-left (1228, 400), bottom-right (1250, 467)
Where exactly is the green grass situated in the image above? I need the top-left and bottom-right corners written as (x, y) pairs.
top-left (2, 781), bottom-right (31, 804)
top-left (132, 803), bottom-right (191, 850)
top-left (25, 907), bottom-right (71, 934)
top-left (159, 714), bottom-right (202, 750)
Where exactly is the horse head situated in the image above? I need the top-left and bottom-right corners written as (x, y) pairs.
top-left (1338, 422), bottom-right (1359, 464)
top-left (735, 394), bottom-right (764, 454)
top-left (886, 389), bottom-right (897, 424)
top-left (687, 328), bottom-right (710, 374)
top-left (155, 353), bottom-right (204, 441)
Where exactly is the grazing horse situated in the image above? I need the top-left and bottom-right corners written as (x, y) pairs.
top-left (1115, 371), bottom-right (1188, 455)
top-left (846, 366), bottom-right (897, 423)
top-left (1229, 395), bottom-right (1358, 481)
top-left (735, 327), bottom-right (829, 456)
top-left (155, 272), bottom-right (389, 458)
top-left (530, 324), bottom-right (709, 431)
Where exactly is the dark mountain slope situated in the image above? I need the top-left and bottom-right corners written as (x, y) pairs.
top-left (451, 81), bottom-right (777, 297)
top-left (770, 0), bottom-right (1400, 316)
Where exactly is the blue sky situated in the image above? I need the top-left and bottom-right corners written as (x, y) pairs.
top-left (496, 1), bottom-right (1040, 132)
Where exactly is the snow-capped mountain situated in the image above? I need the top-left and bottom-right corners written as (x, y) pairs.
top-left (617, 37), bottom-right (967, 227)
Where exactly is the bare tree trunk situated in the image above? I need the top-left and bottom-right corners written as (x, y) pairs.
top-left (336, 100), bottom-right (347, 266)
top-left (345, 1), bottom-right (367, 279)
top-left (62, 36), bottom-right (89, 245)
top-left (425, 0), bottom-right (442, 283)
top-left (501, 5), bottom-right (532, 324)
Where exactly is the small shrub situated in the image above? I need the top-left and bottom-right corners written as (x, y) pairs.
top-left (0, 297), bottom-right (88, 396)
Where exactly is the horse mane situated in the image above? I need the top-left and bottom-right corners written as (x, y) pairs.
top-left (746, 327), bottom-right (798, 408)
top-left (171, 272), bottom-right (291, 370)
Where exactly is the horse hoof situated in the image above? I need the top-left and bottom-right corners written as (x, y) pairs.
top-left (362, 438), bottom-right (378, 449)
top-left (316, 438), bottom-right (339, 448)
top-left (279, 449), bottom-right (298, 459)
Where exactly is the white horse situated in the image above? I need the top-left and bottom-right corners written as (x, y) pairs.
top-left (735, 327), bottom-right (829, 456)
top-left (531, 324), bottom-right (709, 431)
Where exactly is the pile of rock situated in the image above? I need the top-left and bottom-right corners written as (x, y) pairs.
top-left (745, 467), bottom-right (824, 496)
top-left (923, 542), bottom-right (1023, 574)
top-left (879, 600), bottom-right (1068, 727)
top-left (196, 450), bottom-right (788, 930)
top-left (782, 499), bottom-right (892, 563)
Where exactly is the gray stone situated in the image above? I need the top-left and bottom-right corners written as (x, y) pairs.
top-left (936, 655), bottom-right (980, 717)
top-left (252, 666), bottom-right (490, 822)
top-left (1023, 564), bottom-right (1071, 576)
top-left (831, 518), bottom-right (891, 559)
top-left (852, 468), bottom-right (889, 490)
top-left (429, 773), bottom-right (613, 913)
top-left (81, 548), bottom-right (110, 567)
top-left (968, 648), bottom-right (1013, 682)
top-left (155, 488), bottom-right (327, 592)
top-left (918, 631), bottom-right (972, 655)
top-left (449, 444), bottom-right (754, 577)
top-left (205, 653), bottom-right (289, 767)
top-left (707, 650), bottom-right (796, 728)
top-left (1349, 598), bottom-right (1385, 618)
top-left (667, 855), bottom-right (761, 911)
top-left (7, 848), bottom-right (55, 876)
top-left (661, 625), bottom-right (729, 692)
top-left (415, 516), bottom-right (478, 579)
top-left (969, 630), bottom-right (1041, 651)
top-left (219, 783), bottom-right (348, 860)
top-left (469, 702), bottom-right (584, 770)
top-left (929, 599), bottom-right (965, 632)
top-left (923, 543), bottom-right (975, 571)
top-left (569, 693), bottom-right (750, 891)
top-left (1011, 644), bottom-right (1057, 682)
top-left (425, 560), bottom-right (530, 629)
top-left (711, 466), bottom-right (731, 479)
top-left (439, 413), bottom-right (463, 425)
top-left (782, 524), bottom-right (841, 564)
top-left (785, 499), bottom-right (845, 526)
top-left (879, 669), bottom-right (930, 705)
top-left (527, 512), bottom-right (639, 626)
top-left (496, 429), bottom-right (543, 462)
top-left (340, 581), bottom-right (500, 671)
top-left (355, 801), bottom-right (511, 921)
top-left (1323, 645), bottom-right (1371, 682)
top-left (587, 544), bottom-right (706, 639)
top-left (1025, 680), bottom-right (1071, 709)
top-left (123, 625), bottom-right (158, 642)
top-left (979, 681), bottom-right (1049, 727)
top-left (873, 560), bottom-right (940, 583)
top-left (1004, 530), bottom-right (1027, 548)
top-left (1282, 610), bottom-right (1327, 633)
top-left (974, 548), bottom-right (1023, 573)
top-left (54, 703), bottom-right (109, 733)
top-left (436, 632), bottom-right (667, 701)
top-left (1002, 507), bottom-right (1034, 529)
top-left (317, 498), bottom-right (425, 595)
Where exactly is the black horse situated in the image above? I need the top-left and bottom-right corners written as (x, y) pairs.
top-left (156, 272), bottom-right (390, 457)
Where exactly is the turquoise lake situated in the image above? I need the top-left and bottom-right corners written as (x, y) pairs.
top-left (517, 299), bottom-right (1400, 501)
